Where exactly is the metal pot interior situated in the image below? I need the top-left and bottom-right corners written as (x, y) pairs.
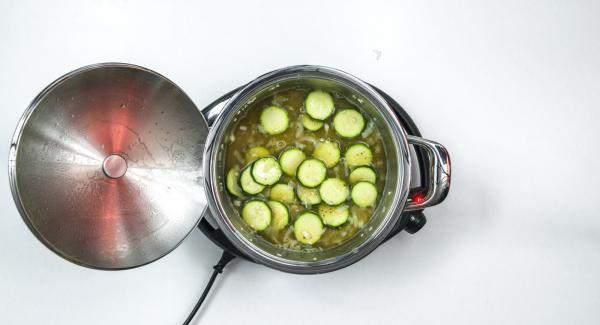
top-left (209, 67), bottom-right (409, 270)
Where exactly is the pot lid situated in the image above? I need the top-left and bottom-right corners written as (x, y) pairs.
top-left (9, 63), bottom-right (209, 269)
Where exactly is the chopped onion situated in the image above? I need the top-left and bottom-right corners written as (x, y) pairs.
top-left (299, 136), bottom-right (316, 144)
top-left (257, 124), bottom-right (267, 134)
top-left (361, 120), bottom-right (375, 138)
top-left (295, 118), bottom-right (304, 138)
top-left (233, 150), bottom-right (243, 164)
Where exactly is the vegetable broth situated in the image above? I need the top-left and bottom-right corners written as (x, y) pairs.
top-left (224, 88), bottom-right (387, 250)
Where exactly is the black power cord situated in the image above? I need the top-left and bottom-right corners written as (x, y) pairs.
top-left (182, 251), bottom-right (236, 325)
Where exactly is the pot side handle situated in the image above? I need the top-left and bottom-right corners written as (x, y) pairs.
top-left (404, 136), bottom-right (451, 211)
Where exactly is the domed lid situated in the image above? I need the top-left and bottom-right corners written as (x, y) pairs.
top-left (9, 63), bottom-right (209, 269)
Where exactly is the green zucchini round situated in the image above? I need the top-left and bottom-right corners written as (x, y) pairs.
top-left (269, 183), bottom-right (295, 204)
top-left (305, 90), bottom-right (335, 121)
top-left (313, 140), bottom-right (341, 168)
top-left (351, 181), bottom-right (378, 208)
top-left (301, 114), bottom-right (324, 131)
top-left (296, 158), bottom-right (327, 188)
top-left (260, 105), bottom-right (289, 135)
top-left (344, 143), bottom-right (373, 168)
top-left (296, 185), bottom-right (322, 206)
top-left (348, 166), bottom-right (377, 184)
top-left (293, 212), bottom-right (324, 245)
top-left (240, 166), bottom-right (265, 195)
top-left (226, 167), bottom-right (243, 197)
top-left (267, 200), bottom-right (289, 231)
top-left (318, 204), bottom-right (350, 227)
top-left (245, 146), bottom-right (271, 164)
top-left (319, 178), bottom-right (349, 205)
top-left (242, 200), bottom-right (272, 231)
top-left (333, 109), bottom-right (365, 138)
top-left (251, 157), bottom-right (282, 186)
top-left (279, 148), bottom-right (306, 176)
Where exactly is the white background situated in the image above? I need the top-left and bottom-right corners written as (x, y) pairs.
top-left (1, 0), bottom-right (599, 324)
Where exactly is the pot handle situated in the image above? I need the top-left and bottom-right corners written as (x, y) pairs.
top-left (404, 136), bottom-right (451, 211)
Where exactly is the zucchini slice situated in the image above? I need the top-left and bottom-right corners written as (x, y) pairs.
top-left (260, 105), bottom-right (289, 135)
top-left (267, 200), bottom-right (289, 230)
top-left (351, 181), bottom-right (378, 208)
top-left (251, 157), bottom-right (282, 186)
top-left (319, 178), bottom-right (349, 205)
top-left (305, 90), bottom-right (335, 120)
top-left (240, 166), bottom-right (265, 195)
top-left (318, 204), bottom-right (350, 227)
top-left (296, 185), bottom-right (322, 205)
top-left (296, 158), bottom-right (327, 188)
top-left (226, 167), bottom-right (243, 197)
top-left (293, 212), bottom-right (324, 245)
top-left (301, 114), bottom-right (324, 131)
top-left (242, 200), bottom-right (272, 231)
top-left (245, 146), bottom-right (270, 164)
top-left (269, 183), bottom-right (295, 204)
top-left (333, 109), bottom-right (365, 138)
top-left (313, 140), bottom-right (341, 168)
top-left (279, 148), bottom-right (306, 176)
top-left (348, 166), bottom-right (377, 184)
top-left (344, 143), bottom-right (373, 168)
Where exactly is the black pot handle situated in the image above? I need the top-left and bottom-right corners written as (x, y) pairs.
top-left (197, 218), bottom-right (247, 259)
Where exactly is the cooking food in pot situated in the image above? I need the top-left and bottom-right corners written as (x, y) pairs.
top-left (223, 88), bottom-right (387, 250)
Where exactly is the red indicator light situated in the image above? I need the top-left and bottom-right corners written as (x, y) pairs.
top-left (413, 194), bottom-right (424, 203)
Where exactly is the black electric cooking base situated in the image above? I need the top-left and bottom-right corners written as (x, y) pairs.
top-left (183, 86), bottom-right (431, 324)
top-left (197, 86), bottom-right (430, 261)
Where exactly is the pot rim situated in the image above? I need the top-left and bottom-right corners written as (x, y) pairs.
top-left (203, 65), bottom-right (412, 274)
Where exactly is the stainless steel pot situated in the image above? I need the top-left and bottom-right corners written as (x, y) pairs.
top-left (10, 63), bottom-right (450, 272)
top-left (203, 65), bottom-right (451, 274)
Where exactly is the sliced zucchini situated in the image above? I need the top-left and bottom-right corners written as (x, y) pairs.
top-left (296, 185), bottom-right (322, 205)
top-left (319, 178), bottom-right (349, 205)
top-left (279, 148), bottom-right (306, 176)
top-left (260, 105), bottom-right (289, 135)
top-left (351, 181), bottom-right (378, 208)
top-left (296, 158), bottom-right (327, 188)
top-left (269, 183), bottom-right (295, 204)
top-left (245, 146), bottom-right (270, 164)
top-left (344, 143), bottom-right (373, 168)
top-left (226, 167), bottom-right (243, 197)
top-left (267, 200), bottom-right (289, 230)
top-left (242, 200), bottom-right (272, 231)
top-left (240, 166), bottom-right (265, 195)
top-left (301, 114), bottom-right (324, 131)
top-left (333, 109), bottom-right (365, 138)
top-left (313, 140), bottom-right (340, 168)
top-left (305, 90), bottom-right (335, 120)
top-left (318, 204), bottom-right (350, 227)
top-left (348, 166), bottom-right (377, 184)
top-left (293, 212), bottom-right (324, 245)
top-left (251, 157), bottom-right (282, 186)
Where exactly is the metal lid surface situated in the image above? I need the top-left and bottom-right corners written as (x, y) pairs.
top-left (9, 63), bottom-right (209, 269)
